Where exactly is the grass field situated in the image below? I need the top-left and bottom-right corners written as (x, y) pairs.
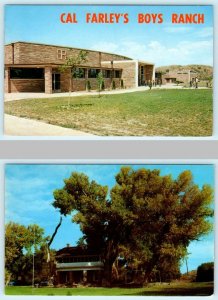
top-left (5, 89), bottom-right (213, 136)
top-left (5, 282), bottom-right (213, 296)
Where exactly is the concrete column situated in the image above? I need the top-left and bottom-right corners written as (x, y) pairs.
top-left (4, 67), bottom-right (11, 93)
top-left (83, 270), bottom-right (87, 283)
top-left (152, 65), bottom-right (155, 81)
top-left (44, 67), bottom-right (52, 94)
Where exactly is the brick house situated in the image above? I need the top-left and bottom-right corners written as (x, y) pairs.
top-left (55, 245), bottom-right (104, 285)
top-left (4, 42), bottom-right (155, 94)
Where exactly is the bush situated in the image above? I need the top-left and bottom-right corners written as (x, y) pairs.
top-left (112, 80), bottom-right (116, 90)
top-left (196, 262), bottom-right (214, 282)
top-left (86, 80), bottom-right (91, 92)
top-left (121, 79), bottom-right (124, 89)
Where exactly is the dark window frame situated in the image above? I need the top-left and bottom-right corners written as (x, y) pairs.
top-left (115, 70), bottom-right (121, 78)
top-left (73, 67), bottom-right (86, 79)
top-left (88, 68), bottom-right (100, 78)
top-left (10, 68), bottom-right (44, 79)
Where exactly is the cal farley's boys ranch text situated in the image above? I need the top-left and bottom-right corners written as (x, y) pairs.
top-left (60, 12), bottom-right (205, 24)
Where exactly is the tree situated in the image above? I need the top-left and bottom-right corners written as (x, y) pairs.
top-left (5, 222), bottom-right (49, 285)
top-left (52, 167), bottom-right (213, 286)
top-left (112, 80), bottom-right (116, 90)
top-left (96, 71), bottom-right (104, 98)
top-left (59, 50), bottom-right (88, 106)
top-left (111, 167), bottom-right (213, 282)
top-left (53, 172), bottom-right (128, 286)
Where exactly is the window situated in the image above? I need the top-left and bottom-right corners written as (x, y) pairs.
top-left (73, 68), bottom-right (86, 78)
top-left (104, 70), bottom-right (111, 78)
top-left (10, 68), bottom-right (44, 79)
top-left (57, 49), bottom-right (67, 60)
top-left (141, 66), bottom-right (144, 75)
top-left (88, 69), bottom-right (100, 78)
top-left (115, 70), bottom-right (121, 78)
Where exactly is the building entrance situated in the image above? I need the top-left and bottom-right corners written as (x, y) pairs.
top-left (52, 73), bottom-right (61, 92)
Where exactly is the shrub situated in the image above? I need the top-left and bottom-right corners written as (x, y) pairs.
top-left (121, 79), bottom-right (124, 89)
top-left (196, 262), bottom-right (214, 282)
top-left (86, 80), bottom-right (91, 92)
top-left (112, 80), bottom-right (116, 90)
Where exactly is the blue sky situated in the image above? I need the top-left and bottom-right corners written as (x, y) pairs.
top-left (4, 5), bottom-right (213, 66)
top-left (5, 164), bottom-right (214, 274)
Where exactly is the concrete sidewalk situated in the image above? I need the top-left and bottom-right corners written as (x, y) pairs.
top-left (4, 87), bottom-right (150, 101)
top-left (4, 85), bottom-right (208, 102)
top-left (4, 114), bottom-right (94, 136)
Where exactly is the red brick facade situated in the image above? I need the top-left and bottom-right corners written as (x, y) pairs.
top-left (5, 42), bottom-right (155, 94)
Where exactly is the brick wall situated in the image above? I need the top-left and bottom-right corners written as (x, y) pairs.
top-left (60, 69), bottom-right (120, 92)
top-left (102, 61), bottom-right (137, 88)
top-left (5, 45), bottom-right (13, 64)
top-left (145, 65), bottom-right (153, 81)
top-left (162, 71), bottom-right (197, 85)
top-left (10, 79), bottom-right (44, 92)
top-left (5, 42), bottom-right (131, 66)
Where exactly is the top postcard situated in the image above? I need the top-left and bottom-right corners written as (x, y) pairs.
top-left (4, 5), bottom-right (213, 137)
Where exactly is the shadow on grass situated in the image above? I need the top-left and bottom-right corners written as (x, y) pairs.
top-left (122, 285), bottom-right (214, 296)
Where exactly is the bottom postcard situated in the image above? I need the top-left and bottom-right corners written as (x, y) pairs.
top-left (4, 163), bottom-right (214, 296)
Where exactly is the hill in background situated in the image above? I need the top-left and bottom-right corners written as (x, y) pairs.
top-left (156, 65), bottom-right (213, 81)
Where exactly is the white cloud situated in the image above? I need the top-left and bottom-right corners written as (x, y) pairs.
top-left (196, 26), bottom-right (213, 38)
top-left (91, 38), bottom-right (213, 66)
top-left (90, 42), bottom-right (119, 54)
top-left (164, 26), bottom-right (192, 33)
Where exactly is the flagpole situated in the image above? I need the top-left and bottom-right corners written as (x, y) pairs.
top-left (32, 226), bottom-right (35, 288)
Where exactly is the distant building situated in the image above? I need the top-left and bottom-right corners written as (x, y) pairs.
top-left (55, 245), bottom-right (104, 285)
top-left (161, 69), bottom-right (197, 85)
top-left (4, 41), bottom-right (155, 94)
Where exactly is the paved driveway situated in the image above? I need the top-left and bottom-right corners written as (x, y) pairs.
top-left (4, 114), bottom-right (94, 136)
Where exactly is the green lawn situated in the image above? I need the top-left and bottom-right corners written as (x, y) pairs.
top-left (5, 282), bottom-right (213, 296)
top-left (5, 89), bottom-right (213, 136)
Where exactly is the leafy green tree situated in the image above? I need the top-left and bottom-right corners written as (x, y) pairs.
top-left (111, 167), bottom-right (213, 282)
top-left (52, 167), bottom-right (213, 286)
top-left (5, 222), bottom-right (49, 284)
top-left (59, 50), bottom-right (88, 106)
top-left (53, 172), bottom-right (129, 286)
top-left (96, 71), bottom-right (104, 97)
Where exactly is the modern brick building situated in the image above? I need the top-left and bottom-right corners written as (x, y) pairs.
top-left (4, 42), bottom-right (155, 94)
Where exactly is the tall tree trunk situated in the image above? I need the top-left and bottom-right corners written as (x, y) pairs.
top-left (47, 216), bottom-right (62, 278)
top-left (102, 259), bottom-right (113, 287)
top-left (102, 240), bottom-right (118, 287)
